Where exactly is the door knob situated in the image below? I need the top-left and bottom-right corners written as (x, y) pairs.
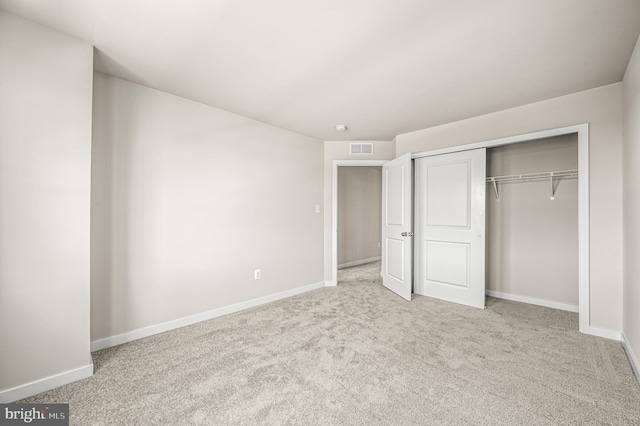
top-left (401, 232), bottom-right (414, 237)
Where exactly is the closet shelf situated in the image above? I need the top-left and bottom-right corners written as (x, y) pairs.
top-left (486, 169), bottom-right (578, 183)
top-left (486, 169), bottom-right (578, 201)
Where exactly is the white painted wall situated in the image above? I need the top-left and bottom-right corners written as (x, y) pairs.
top-left (337, 167), bottom-right (382, 267)
top-left (91, 74), bottom-right (324, 341)
top-left (323, 141), bottom-right (395, 281)
top-left (487, 135), bottom-right (578, 307)
top-left (0, 11), bottom-right (93, 394)
top-left (622, 34), bottom-right (640, 371)
top-left (396, 83), bottom-right (623, 332)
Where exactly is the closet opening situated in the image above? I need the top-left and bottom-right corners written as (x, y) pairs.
top-left (409, 123), bottom-right (589, 334)
top-left (486, 134), bottom-right (579, 314)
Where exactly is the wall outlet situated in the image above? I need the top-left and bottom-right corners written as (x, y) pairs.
top-left (254, 269), bottom-right (261, 280)
top-left (315, 204), bottom-right (320, 213)
top-left (378, 241), bottom-right (381, 248)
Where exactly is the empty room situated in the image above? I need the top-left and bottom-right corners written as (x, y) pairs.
top-left (2, 1), bottom-right (640, 425)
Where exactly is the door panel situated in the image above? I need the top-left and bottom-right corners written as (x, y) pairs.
top-left (382, 153), bottom-right (413, 301)
top-left (424, 241), bottom-right (469, 288)
top-left (386, 166), bottom-right (405, 226)
top-left (415, 149), bottom-right (486, 308)
top-left (427, 162), bottom-right (470, 227)
top-left (386, 237), bottom-right (405, 281)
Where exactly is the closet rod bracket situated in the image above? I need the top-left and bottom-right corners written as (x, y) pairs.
top-left (491, 178), bottom-right (499, 201)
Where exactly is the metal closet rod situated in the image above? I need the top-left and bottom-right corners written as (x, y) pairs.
top-left (486, 168), bottom-right (578, 201)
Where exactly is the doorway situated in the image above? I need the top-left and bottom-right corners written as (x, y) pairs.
top-left (337, 166), bottom-right (383, 276)
top-left (331, 160), bottom-right (388, 286)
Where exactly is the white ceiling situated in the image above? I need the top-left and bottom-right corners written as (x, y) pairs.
top-left (2, 0), bottom-right (639, 141)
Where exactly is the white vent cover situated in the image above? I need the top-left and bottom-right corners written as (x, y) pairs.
top-left (350, 143), bottom-right (374, 155)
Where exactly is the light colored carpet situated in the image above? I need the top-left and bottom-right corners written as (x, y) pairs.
top-left (20, 261), bottom-right (640, 425)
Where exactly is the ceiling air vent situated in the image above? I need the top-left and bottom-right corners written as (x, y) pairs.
top-left (350, 143), bottom-right (374, 155)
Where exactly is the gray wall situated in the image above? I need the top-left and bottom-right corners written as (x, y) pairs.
top-left (0, 11), bottom-right (93, 394)
top-left (337, 167), bottom-right (382, 267)
top-left (623, 34), bottom-right (640, 372)
top-left (395, 83), bottom-right (623, 333)
top-left (91, 73), bottom-right (324, 341)
top-left (487, 135), bottom-right (578, 307)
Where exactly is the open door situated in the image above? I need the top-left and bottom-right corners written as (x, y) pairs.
top-left (382, 153), bottom-right (413, 301)
top-left (414, 149), bottom-right (486, 308)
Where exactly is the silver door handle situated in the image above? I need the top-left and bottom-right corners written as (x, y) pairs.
top-left (401, 232), bottom-right (414, 237)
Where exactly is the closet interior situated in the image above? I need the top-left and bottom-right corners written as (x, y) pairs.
top-left (486, 134), bottom-right (579, 310)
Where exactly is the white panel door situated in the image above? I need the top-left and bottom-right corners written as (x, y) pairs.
top-left (382, 153), bottom-right (413, 301)
top-left (414, 149), bottom-right (486, 308)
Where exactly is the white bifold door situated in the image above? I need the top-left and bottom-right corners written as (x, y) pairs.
top-left (382, 153), bottom-right (413, 301)
top-left (414, 149), bottom-right (486, 309)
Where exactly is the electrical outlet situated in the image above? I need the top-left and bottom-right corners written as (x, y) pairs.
top-left (315, 204), bottom-right (320, 213)
top-left (378, 241), bottom-right (381, 248)
top-left (254, 269), bottom-right (261, 280)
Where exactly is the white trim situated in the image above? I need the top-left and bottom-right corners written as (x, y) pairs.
top-left (332, 160), bottom-right (388, 287)
top-left (0, 363), bottom-right (93, 403)
top-left (410, 123), bottom-right (590, 335)
top-left (411, 124), bottom-right (588, 159)
top-left (621, 333), bottom-right (640, 383)
top-left (325, 280), bottom-right (337, 287)
top-left (576, 125), bottom-right (590, 335)
top-left (588, 326), bottom-right (621, 341)
top-left (338, 256), bottom-right (381, 269)
top-left (486, 290), bottom-right (579, 313)
top-left (91, 281), bottom-right (325, 352)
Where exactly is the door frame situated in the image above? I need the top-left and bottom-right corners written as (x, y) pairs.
top-left (411, 123), bottom-right (590, 335)
top-left (330, 160), bottom-right (388, 286)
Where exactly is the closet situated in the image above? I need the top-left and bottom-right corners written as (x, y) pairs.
top-left (486, 134), bottom-right (579, 310)
top-left (383, 133), bottom-right (579, 314)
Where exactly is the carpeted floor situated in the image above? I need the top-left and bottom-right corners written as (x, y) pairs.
top-left (20, 261), bottom-right (640, 425)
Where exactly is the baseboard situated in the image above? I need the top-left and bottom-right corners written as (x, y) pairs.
top-left (325, 280), bottom-right (337, 287)
top-left (588, 326), bottom-right (621, 341)
top-left (621, 332), bottom-right (640, 383)
top-left (337, 257), bottom-right (381, 270)
top-left (91, 281), bottom-right (325, 352)
top-left (0, 362), bottom-right (93, 403)
top-left (485, 290), bottom-right (579, 313)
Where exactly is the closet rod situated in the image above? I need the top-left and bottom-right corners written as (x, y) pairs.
top-left (486, 169), bottom-right (578, 183)
top-left (486, 169), bottom-right (578, 201)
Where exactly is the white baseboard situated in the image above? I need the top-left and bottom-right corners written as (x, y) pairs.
top-left (587, 326), bottom-right (621, 341)
top-left (485, 291), bottom-right (625, 342)
top-left (0, 362), bottom-right (93, 403)
top-left (91, 281), bottom-right (325, 352)
top-left (337, 256), bottom-right (381, 270)
top-left (486, 290), bottom-right (579, 313)
top-left (325, 280), bottom-right (337, 287)
top-left (621, 332), bottom-right (640, 382)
